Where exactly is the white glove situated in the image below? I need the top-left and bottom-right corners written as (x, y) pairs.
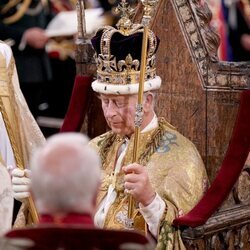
top-left (12, 168), bottom-right (31, 202)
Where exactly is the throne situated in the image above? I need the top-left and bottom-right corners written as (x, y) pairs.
top-left (64, 0), bottom-right (250, 248)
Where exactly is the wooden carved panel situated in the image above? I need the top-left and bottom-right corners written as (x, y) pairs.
top-left (141, 0), bottom-right (250, 188)
top-left (151, 0), bottom-right (207, 165)
top-left (182, 204), bottom-right (250, 249)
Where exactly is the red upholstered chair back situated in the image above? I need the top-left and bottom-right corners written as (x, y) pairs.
top-left (5, 225), bottom-right (155, 250)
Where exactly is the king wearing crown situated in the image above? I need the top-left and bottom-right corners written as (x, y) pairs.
top-left (89, 0), bottom-right (208, 248)
top-left (10, 1), bottom-right (208, 248)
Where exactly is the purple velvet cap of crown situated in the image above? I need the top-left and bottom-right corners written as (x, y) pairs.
top-left (91, 30), bottom-right (160, 66)
top-left (90, 27), bottom-right (162, 95)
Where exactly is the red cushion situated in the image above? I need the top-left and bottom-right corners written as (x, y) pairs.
top-left (6, 225), bottom-right (153, 250)
top-left (60, 75), bottom-right (92, 132)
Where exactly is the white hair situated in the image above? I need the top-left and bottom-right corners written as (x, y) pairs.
top-left (30, 133), bottom-right (101, 215)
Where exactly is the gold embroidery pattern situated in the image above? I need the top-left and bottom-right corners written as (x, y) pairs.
top-left (93, 116), bottom-right (208, 247)
top-left (97, 118), bottom-right (176, 232)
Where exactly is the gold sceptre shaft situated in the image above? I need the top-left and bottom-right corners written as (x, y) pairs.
top-left (15, 160), bottom-right (38, 223)
top-left (128, 26), bottom-right (149, 220)
top-left (14, 147), bottom-right (38, 223)
top-left (127, 0), bottom-right (158, 223)
top-left (28, 197), bottom-right (39, 223)
top-left (10, 123), bottom-right (39, 223)
top-left (23, 171), bottom-right (39, 223)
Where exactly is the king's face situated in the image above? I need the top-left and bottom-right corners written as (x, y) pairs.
top-left (100, 94), bottom-right (138, 137)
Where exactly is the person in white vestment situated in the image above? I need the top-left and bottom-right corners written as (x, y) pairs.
top-left (0, 41), bottom-right (45, 228)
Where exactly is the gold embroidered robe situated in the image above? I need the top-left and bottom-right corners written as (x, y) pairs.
top-left (90, 118), bottom-right (208, 249)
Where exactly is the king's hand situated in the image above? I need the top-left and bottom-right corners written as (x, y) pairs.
top-left (123, 163), bottom-right (156, 207)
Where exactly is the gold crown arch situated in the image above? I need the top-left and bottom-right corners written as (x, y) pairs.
top-left (92, 0), bottom-right (160, 95)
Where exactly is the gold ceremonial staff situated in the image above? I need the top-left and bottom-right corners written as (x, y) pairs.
top-left (22, 169), bottom-right (39, 222)
top-left (0, 100), bottom-right (39, 223)
top-left (128, 0), bottom-right (159, 222)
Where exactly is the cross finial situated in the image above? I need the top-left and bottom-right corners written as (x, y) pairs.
top-left (115, 0), bottom-right (135, 34)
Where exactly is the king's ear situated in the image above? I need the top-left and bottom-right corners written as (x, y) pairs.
top-left (143, 92), bottom-right (154, 113)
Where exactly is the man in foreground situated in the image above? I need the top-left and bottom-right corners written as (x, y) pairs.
top-left (29, 133), bottom-right (101, 225)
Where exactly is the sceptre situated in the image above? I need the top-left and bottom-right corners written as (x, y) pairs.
top-left (127, 0), bottom-right (159, 227)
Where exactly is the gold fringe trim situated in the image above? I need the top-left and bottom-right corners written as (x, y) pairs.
top-left (2, 0), bottom-right (32, 24)
top-left (1, 0), bottom-right (21, 14)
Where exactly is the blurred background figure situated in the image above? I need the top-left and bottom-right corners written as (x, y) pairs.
top-left (0, 0), bottom-right (53, 118)
top-left (207, 0), bottom-right (250, 61)
top-left (225, 0), bottom-right (250, 61)
top-left (43, 0), bottom-right (106, 122)
top-left (206, 0), bottom-right (233, 61)
top-left (41, 0), bottom-right (76, 122)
